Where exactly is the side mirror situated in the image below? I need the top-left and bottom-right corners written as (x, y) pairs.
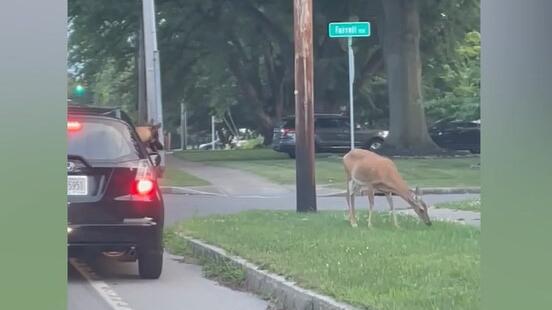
top-left (149, 153), bottom-right (161, 166)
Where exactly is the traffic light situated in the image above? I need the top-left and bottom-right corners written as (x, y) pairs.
top-left (73, 84), bottom-right (86, 97)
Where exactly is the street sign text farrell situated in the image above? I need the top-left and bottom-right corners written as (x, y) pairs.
top-left (328, 22), bottom-right (371, 38)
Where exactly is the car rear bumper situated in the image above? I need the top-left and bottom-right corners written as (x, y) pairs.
top-left (272, 140), bottom-right (295, 153)
top-left (68, 217), bottom-right (161, 250)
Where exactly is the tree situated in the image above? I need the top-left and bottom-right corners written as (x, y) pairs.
top-left (380, 0), bottom-right (439, 153)
top-left (67, 0), bottom-right (480, 151)
top-left (425, 31), bottom-right (480, 121)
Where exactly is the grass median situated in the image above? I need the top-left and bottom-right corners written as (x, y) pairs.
top-left (174, 149), bottom-right (480, 188)
top-left (159, 165), bottom-right (210, 187)
top-left (167, 210), bottom-right (480, 310)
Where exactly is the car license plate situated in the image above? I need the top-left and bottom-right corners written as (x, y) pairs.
top-left (68, 176), bottom-right (88, 196)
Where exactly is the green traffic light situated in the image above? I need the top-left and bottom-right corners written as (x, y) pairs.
top-left (74, 84), bottom-right (85, 96)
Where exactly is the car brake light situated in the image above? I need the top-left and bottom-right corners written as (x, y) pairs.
top-left (281, 128), bottom-right (295, 137)
top-left (136, 179), bottom-right (154, 195)
top-left (133, 159), bottom-right (156, 196)
top-left (67, 121), bottom-right (82, 131)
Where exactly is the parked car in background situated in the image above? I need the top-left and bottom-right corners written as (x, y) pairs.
top-left (272, 114), bottom-right (389, 158)
top-left (199, 139), bottom-right (225, 150)
top-left (429, 119), bottom-right (480, 154)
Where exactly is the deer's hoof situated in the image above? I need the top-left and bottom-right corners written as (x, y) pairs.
top-left (351, 222), bottom-right (358, 228)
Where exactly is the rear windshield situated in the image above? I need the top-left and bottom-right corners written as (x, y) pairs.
top-left (67, 117), bottom-right (144, 163)
top-left (282, 118), bottom-right (295, 129)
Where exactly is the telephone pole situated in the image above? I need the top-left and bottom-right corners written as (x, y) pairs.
top-left (293, 0), bottom-right (316, 212)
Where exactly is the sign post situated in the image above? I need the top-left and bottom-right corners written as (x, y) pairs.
top-left (328, 21), bottom-right (371, 150)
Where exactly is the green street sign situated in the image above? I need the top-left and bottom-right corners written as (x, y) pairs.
top-left (328, 22), bottom-right (371, 38)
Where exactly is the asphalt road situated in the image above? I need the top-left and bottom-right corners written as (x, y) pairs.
top-left (68, 192), bottom-right (478, 310)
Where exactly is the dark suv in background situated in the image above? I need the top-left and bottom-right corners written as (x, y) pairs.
top-left (272, 114), bottom-right (389, 158)
top-left (67, 105), bottom-right (164, 279)
top-left (429, 119), bottom-right (480, 154)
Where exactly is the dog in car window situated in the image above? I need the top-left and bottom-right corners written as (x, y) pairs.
top-left (136, 123), bottom-right (164, 153)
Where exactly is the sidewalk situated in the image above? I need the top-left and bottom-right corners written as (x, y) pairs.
top-left (166, 155), bottom-right (291, 197)
top-left (166, 155), bottom-right (366, 197)
top-left (165, 154), bottom-right (480, 227)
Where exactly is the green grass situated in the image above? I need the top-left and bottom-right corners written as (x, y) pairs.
top-left (175, 149), bottom-right (480, 188)
top-left (164, 230), bottom-right (246, 288)
top-left (159, 165), bottom-right (210, 187)
top-left (435, 199), bottom-right (481, 212)
top-left (168, 210), bottom-right (480, 310)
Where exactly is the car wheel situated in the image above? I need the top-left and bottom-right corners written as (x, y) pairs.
top-left (366, 138), bottom-right (384, 151)
top-left (138, 250), bottom-right (163, 279)
top-left (288, 151), bottom-right (296, 159)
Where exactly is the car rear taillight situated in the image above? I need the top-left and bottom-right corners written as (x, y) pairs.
top-left (136, 179), bottom-right (154, 195)
top-left (281, 128), bottom-right (295, 138)
top-left (67, 121), bottom-right (82, 131)
top-left (133, 159), bottom-right (156, 197)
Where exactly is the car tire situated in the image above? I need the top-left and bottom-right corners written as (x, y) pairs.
top-left (138, 250), bottom-right (163, 279)
top-left (288, 151), bottom-right (296, 159)
top-left (366, 138), bottom-right (384, 151)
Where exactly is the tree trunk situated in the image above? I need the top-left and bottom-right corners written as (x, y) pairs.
top-left (381, 0), bottom-right (439, 153)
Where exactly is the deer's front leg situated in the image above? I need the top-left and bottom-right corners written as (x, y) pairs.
top-left (386, 193), bottom-right (400, 228)
top-left (347, 180), bottom-right (358, 227)
top-left (366, 187), bottom-right (375, 228)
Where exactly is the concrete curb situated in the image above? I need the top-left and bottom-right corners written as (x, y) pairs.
top-left (181, 235), bottom-right (365, 310)
top-left (319, 187), bottom-right (480, 197)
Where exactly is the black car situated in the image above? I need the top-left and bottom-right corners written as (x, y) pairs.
top-left (67, 105), bottom-right (164, 279)
top-left (429, 119), bottom-right (480, 154)
top-left (272, 114), bottom-right (388, 158)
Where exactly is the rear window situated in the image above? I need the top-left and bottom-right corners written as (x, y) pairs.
top-left (67, 117), bottom-right (144, 163)
top-left (282, 118), bottom-right (295, 129)
top-left (315, 118), bottom-right (348, 129)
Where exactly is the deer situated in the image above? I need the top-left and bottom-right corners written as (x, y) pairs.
top-left (343, 148), bottom-right (432, 228)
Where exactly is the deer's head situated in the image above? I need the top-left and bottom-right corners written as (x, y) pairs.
top-left (411, 187), bottom-right (432, 226)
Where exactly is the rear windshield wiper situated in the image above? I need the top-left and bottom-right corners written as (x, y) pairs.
top-left (67, 155), bottom-right (92, 168)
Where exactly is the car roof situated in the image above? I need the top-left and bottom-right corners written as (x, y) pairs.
top-left (68, 104), bottom-right (134, 126)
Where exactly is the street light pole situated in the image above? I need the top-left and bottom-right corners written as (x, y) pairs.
top-left (211, 115), bottom-right (216, 151)
top-left (137, 18), bottom-right (147, 124)
top-left (142, 0), bottom-right (165, 170)
top-left (293, 0), bottom-right (317, 212)
top-left (348, 37), bottom-right (355, 150)
top-left (142, 0), bottom-right (164, 135)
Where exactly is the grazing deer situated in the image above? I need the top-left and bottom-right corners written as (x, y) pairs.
top-left (343, 149), bottom-right (432, 228)
top-left (135, 123), bottom-right (164, 153)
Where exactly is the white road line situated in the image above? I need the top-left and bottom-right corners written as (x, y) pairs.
top-left (69, 258), bottom-right (133, 310)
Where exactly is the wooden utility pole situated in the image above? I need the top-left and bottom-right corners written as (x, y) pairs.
top-left (293, 0), bottom-right (317, 212)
